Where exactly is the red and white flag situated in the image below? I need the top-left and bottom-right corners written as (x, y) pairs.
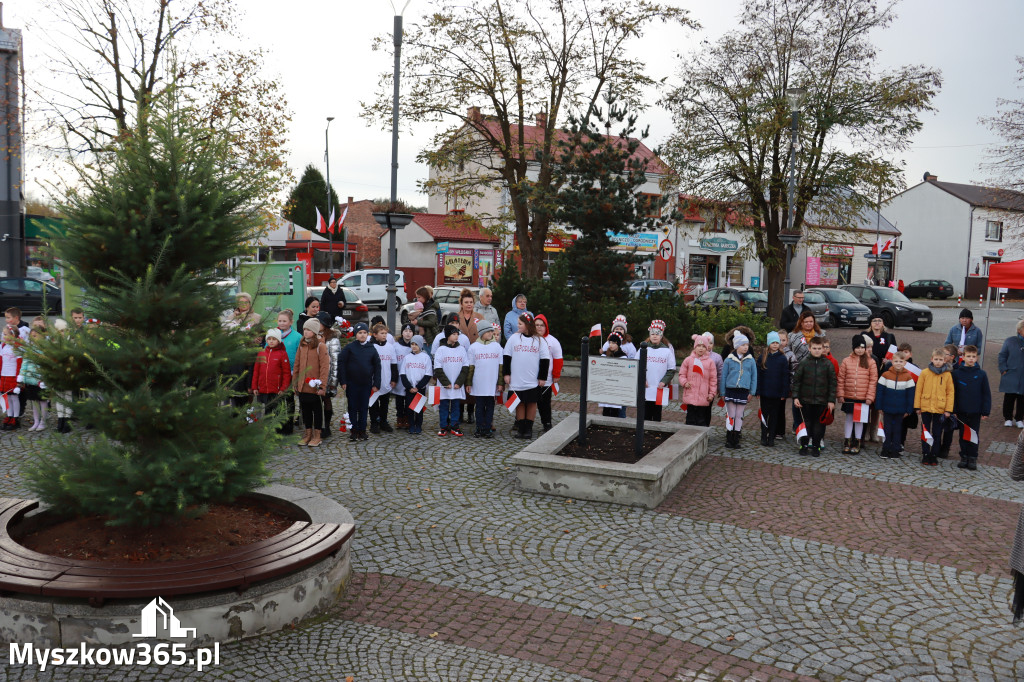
top-left (884, 344), bottom-right (898, 361)
top-left (717, 396), bottom-right (725, 408)
top-left (367, 388), bottom-right (380, 407)
top-left (0, 393), bottom-right (7, 414)
top-left (726, 415), bottom-right (734, 430)
top-left (905, 362), bottom-right (922, 383)
top-left (408, 392), bottom-right (427, 413)
top-left (550, 382), bottom-right (560, 397)
top-left (326, 207), bottom-right (336, 234)
top-left (655, 387), bottom-right (670, 406)
top-left (334, 205), bottom-right (348, 234)
top-left (315, 206), bottom-right (328, 233)
top-left (963, 424), bottom-right (979, 444)
top-left (921, 426), bottom-right (934, 446)
top-left (504, 391), bottom-right (521, 413)
top-left (692, 362), bottom-right (704, 376)
top-left (589, 323), bottom-right (602, 339)
top-left (871, 237), bottom-right (894, 255)
top-left (852, 403), bottom-right (870, 423)
top-left (428, 385), bottom-right (442, 407)
top-left (680, 402), bottom-right (688, 412)
top-left (795, 422), bottom-right (808, 440)
top-left (877, 424), bottom-right (885, 440)
top-left (759, 409), bottom-right (768, 427)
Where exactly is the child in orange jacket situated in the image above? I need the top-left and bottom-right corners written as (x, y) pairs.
top-left (837, 334), bottom-right (878, 454)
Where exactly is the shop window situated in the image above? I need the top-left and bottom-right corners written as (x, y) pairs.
top-left (313, 251), bottom-right (345, 273)
top-left (986, 220), bottom-right (1003, 241)
top-left (725, 261), bottom-right (743, 288)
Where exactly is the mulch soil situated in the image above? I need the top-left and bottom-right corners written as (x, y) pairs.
top-left (15, 498), bottom-right (301, 563)
top-left (557, 425), bottom-right (671, 464)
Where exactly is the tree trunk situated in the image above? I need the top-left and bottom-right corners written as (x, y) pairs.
top-left (765, 262), bottom-right (787, 324)
top-left (520, 233), bottom-right (546, 279)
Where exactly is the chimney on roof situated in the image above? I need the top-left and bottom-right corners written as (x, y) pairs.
top-left (923, 172), bottom-right (937, 182)
top-left (535, 111), bottom-right (547, 128)
top-left (449, 208), bottom-right (465, 216)
top-left (468, 106), bottom-right (481, 121)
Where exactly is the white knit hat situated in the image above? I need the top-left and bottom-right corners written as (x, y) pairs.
top-left (265, 328), bottom-right (283, 342)
top-left (612, 314), bottom-right (627, 332)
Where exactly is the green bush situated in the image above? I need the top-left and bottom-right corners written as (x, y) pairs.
top-left (690, 307), bottom-right (777, 349)
top-left (490, 264), bottom-right (691, 359)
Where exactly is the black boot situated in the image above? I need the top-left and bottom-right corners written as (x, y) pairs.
top-left (512, 419), bottom-right (522, 437)
top-left (733, 430), bottom-right (741, 449)
top-left (467, 405), bottom-right (474, 424)
top-left (760, 428), bottom-right (769, 446)
top-left (966, 457), bottom-right (978, 471)
top-left (850, 438), bottom-right (861, 454)
top-left (524, 420), bottom-right (534, 440)
top-left (725, 430), bottom-right (733, 448)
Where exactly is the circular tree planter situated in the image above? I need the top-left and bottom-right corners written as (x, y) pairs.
top-left (0, 485), bottom-right (354, 649)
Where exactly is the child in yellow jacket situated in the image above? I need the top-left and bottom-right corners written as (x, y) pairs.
top-left (914, 347), bottom-right (955, 466)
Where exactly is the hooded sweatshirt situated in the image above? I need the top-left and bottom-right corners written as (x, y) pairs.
top-left (914, 363), bottom-right (955, 414)
top-left (534, 314), bottom-right (563, 386)
top-left (467, 332), bottom-right (504, 397)
top-left (503, 294), bottom-right (532, 341)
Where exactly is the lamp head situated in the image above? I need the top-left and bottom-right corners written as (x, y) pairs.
top-left (785, 87), bottom-right (808, 112)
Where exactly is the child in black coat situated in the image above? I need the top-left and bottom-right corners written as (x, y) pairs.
top-left (756, 331), bottom-right (791, 447)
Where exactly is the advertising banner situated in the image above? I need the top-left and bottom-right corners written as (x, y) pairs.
top-left (805, 257), bottom-right (821, 286)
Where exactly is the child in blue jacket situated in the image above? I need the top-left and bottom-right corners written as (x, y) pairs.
top-left (952, 344), bottom-right (991, 470)
top-left (755, 331), bottom-right (790, 448)
top-left (720, 332), bottom-right (757, 449)
top-left (875, 351), bottom-right (917, 458)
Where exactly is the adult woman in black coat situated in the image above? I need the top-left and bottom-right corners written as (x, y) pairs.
top-left (320, 277), bottom-right (346, 321)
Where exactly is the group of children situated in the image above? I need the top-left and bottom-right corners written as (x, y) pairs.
top-left (669, 318), bottom-right (990, 469)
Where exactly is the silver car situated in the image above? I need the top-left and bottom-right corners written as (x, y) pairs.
top-left (400, 285), bottom-right (479, 326)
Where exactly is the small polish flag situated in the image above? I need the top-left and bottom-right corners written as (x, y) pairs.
top-left (692, 362), bottom-right (704, 376)
top-left (759, 409), bottom-right (768, 427)
top-left (367, 388), bottom-right (380, 407)
top-left (921, 427), bottom-right (934, 446)
top-left (327, 206), bottom-right (336, 234)
top-left (963, 424), bottom-right (979, 444)
top-left (795, 422), bottom-right (808, 440)
top-left (884, 344), bottom-right (898, 361)
top-left (505, 391), bottom-right (521, 413)
top-left (0, 393), bottom-right (6, 414)
top-left (655, 387), bottom-right (670, 406)
top-left (428, 385), bottom-right (442, 406)
top-left (551, 382), bottom-right (559, 397)
top-left (668, 383), bottom-right (679, 400)
top-left (905, 362), bottom-right (921, 383)
top-left (877, 424), bottom-right (885, 440)
top-left (725, 415), bottom-right (734, 430)
top-left (852, 403), bottom-right (870, 423)
top-left (589, 323), bottom-right (602, 339)
top-left (680, 403), bottom-right (688, 411)
top-left (408, 392), bottom-right (427, 413)
top-left (717, 397), bottom-right (725, 408)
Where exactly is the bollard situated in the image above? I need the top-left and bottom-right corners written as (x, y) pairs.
top-left (957, 294), bottom-right (961, 306)
top-left (1002, 293), bottom-right (1006, 307)
top-left (979, 294), bottom-right (984, 307)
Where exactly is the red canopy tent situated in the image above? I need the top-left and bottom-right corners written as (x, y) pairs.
top-left (980, 259), bottom-right (1024, 363)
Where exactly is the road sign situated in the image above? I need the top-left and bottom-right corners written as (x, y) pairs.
top-left (658, 239), bottom-right (673, 262)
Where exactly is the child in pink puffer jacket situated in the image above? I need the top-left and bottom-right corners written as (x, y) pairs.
top-left (679, 333), bottom-right (718, 426)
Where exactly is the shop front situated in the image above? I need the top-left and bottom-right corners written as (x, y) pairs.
top-left (436, 245), bottom-right (504, 288)
top-left (806, 244), bottom-right (854, 287)
top-left (685, 236), bottom-right (741, 291)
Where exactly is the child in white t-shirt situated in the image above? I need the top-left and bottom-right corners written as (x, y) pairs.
top-left (502, 312), bottom-right (551, 440)
top-left (433, 325), bottom-right (469, 436)
top-left (399, 334), bottom-right (432, 434)
top-left (643, 320), bottom-right (677, 422)
top-left (370, 322), bottom-right (399, 434)
top-left (468, 320), bottom-right (504, 438)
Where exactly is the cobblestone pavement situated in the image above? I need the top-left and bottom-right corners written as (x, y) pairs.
top-left (3, 325), bottom-right (1024, 680)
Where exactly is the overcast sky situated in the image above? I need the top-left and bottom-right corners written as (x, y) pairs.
top-left (13, 0), bottom-right (1024, 206)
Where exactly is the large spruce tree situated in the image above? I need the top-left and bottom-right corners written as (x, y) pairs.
top-left (283, 164), bottom-right (339, 230)
top-left (24, 94), bottom-right (280, 527)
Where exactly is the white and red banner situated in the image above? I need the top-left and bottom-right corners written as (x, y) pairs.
top-left (877, 424), bottom-right (885, 440)
top-left (884, 344), bottom-right (898, 361)
top-left (334, 205), bottom-right (348, 234)
top-left (871, 237), bottom-right (895, 255)
top-left (963, 424), bottom-right (979, 444)
top-left (716, 396), bottom-right (725, 408)
top-left (327, 207), bottom-right (336, 234)
top-left (367, 388), bottom-right (380, 407)
top-left (550, 382), bottom-right (559, 397)
top-left (852, 403), bottom-right (870, 423)
top-left (692, 362), bottom-right (704, 376)
top-left (505, 391), bottom-right (521, 413)
top-left (725, 415), bottom-right (734, 431)
top-left (759, 409), bottom-right (768, 427)
top-left (408, 392), bottom-right (427, 413)
top-left (795, 422), bottom-right (808, 440)
top-left (429, 385), bottom-right (442, 407)
top-left (589, 323), bottom-right (602, 339)
top-left (315, 206), bottom-right (328, 233)
top-left (921, 426), bottom-right (934, 446)
top-left (905, 363), bottom-right (922, 383)
top-left (655, 387), bottom-right (670, 406)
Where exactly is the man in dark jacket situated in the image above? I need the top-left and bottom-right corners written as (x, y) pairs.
top-left (779, 291), bottom-right (806, 332)
top-left (338, 322), bottom-right (382, 441)
top-left (791, 336), bottom-right (837, 457)
top-left (953, 344), bottom-right (991, 470)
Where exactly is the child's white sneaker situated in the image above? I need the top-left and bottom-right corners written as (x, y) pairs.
top-left (1006, 420), bottom-right (1014, 427)
top-left (1017, 421), bottom-right (1024, 428)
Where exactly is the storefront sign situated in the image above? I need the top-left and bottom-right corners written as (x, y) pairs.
top-left (586, 357), bottom-right (639, 407)
top-left (821, 244), bottom-right (854, 257)
top-left (749, 276), bottom-right (760, 289)
top-left (805, 257), bottom-right (821, 286)
top-left (819, 260), bottom-right (839, 286)
top-left (478, 252), bottom-right (494, 287)
top-left (698, 237), bottom-right (739, 252)
top-left (512, 234), bottom-right (577, 251)
top-left (609, 232), bottom-right (659, 251)
top-left (863, 252), bottom-right (893, 260)
top-left (436, 241), bottom-right (450, 254)
top-left (439, 247), bottom-right (475, 284)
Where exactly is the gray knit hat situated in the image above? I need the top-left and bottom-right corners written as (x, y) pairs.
top-left (302, 318), bottom-right (322, 334)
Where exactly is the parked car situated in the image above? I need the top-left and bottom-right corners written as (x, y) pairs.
top-left (339, 269), bottom-right (407, 308)
top-left (839, 285), bottom-right (933, 330)
top-left (627, 279), bottom-right (677, 299)
top-left (903, 279), bottom-right (954, 299)
top-left (25, 266), bottom-right (56, 285)
top-left (806, 288), bottom-right (874, 328)
top-left (795, 289), bottom-right (832, 328)
top-left (213, 279), bottom-right (240, 298)
top-left (0, 277), bottom-right (62, 316)
top-left (306, 286), bottom-right (370, 327)
top-left (400, 285), bottom-right (480, 326)
top-left (692, 287), bottom-right (768, 316)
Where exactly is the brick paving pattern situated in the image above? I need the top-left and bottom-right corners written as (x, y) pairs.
top-left (3, 326), bottom-right (1024, 680)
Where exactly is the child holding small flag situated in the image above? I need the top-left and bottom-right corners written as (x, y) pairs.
top-left (392, 324), bottom-right (416, 430)
top-left (791, 337), bottom-right (836, 457)
top-left (399, 335), bottom-right (432, 435)
top-left (643, 320), bottom-right (677, 423)
top-left (720, 332), bottom-right (756, 448)
top-left (681, 333), bottom-right (718, 427)
top-left (914, 348), bottom-right (956, 466)
top-left (534, 315), bottom-right (563, 432)
top-left (838, 335), bottom-right (878, 454)
top-left (369, 323), bottom-right (399, 434)
top-left (338, 322), bottom-right (381, 442)
top-left (755, 331), bottom-right (789, 447)
top-left (952, 344), bottom-right (990, 470)
top-left (434, 325), bottom-right (470, 436)
top-left (937, 344), bottom-right (963, 457)
top-left (467, 321), bottom-right (503, 438)
top-left (290, 319), bottom-right (329, 447)
top-left (875, 351), bottom-right (916, 458)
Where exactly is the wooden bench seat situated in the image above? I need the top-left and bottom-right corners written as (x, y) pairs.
top-left (0, 498), bottom-right (354, 603)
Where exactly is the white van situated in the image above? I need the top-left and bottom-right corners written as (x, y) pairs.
top-left (340, 269), bottom-right (407, 308)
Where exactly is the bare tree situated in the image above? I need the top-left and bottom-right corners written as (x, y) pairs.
top-left (362, 0), bottom-right (694, 278)
top-left (982, 56), bottom-right (1024, 195)
top-left (661, 0), bottom-right (940, 318)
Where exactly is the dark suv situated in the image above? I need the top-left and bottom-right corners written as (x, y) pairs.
top-left (903, 279), bottom-right (953, 299)
top-left (840, 285), bottom-right (933, 330)
top-left (692, 287), bottom-right (768, 315)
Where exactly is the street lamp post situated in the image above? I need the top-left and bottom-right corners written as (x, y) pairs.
top-left (384, 7), bottom-right (407, 332)
top-left (325, 116), bottom-right (334, 277)
top-left (783, 86), bottom-right (807, 305)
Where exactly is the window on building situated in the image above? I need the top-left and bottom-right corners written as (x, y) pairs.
top-left (638, 193), bottom-right (662, 219)
top-left (986, 220), bottom-right (1003, 241)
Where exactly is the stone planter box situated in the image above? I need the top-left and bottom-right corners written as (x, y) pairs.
top-left (511, 415), bottom-right (709, 508)
top-left (0, 485), bottom-right (354, 649)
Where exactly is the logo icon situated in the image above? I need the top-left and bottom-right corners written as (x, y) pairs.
top-left (133, 598), bottom-right (197, 639)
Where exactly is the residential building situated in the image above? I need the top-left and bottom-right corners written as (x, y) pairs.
top-left (884, 174), bottom-right (1024, 297)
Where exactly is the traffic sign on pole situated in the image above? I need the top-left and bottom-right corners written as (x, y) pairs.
top-left (658, 239), bottom-right (673, 262)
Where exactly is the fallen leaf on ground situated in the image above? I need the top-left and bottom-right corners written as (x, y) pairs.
top-left (726, 635), bottom-right (735, 641)
top-left (599, 585), bottom-right (608, 588)
top-left (346, 677), bottom-right (354, 682)
top-left (429, 632), bottom-right (439, 638)
top-left (632, 616), bottom-right (644, 621)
